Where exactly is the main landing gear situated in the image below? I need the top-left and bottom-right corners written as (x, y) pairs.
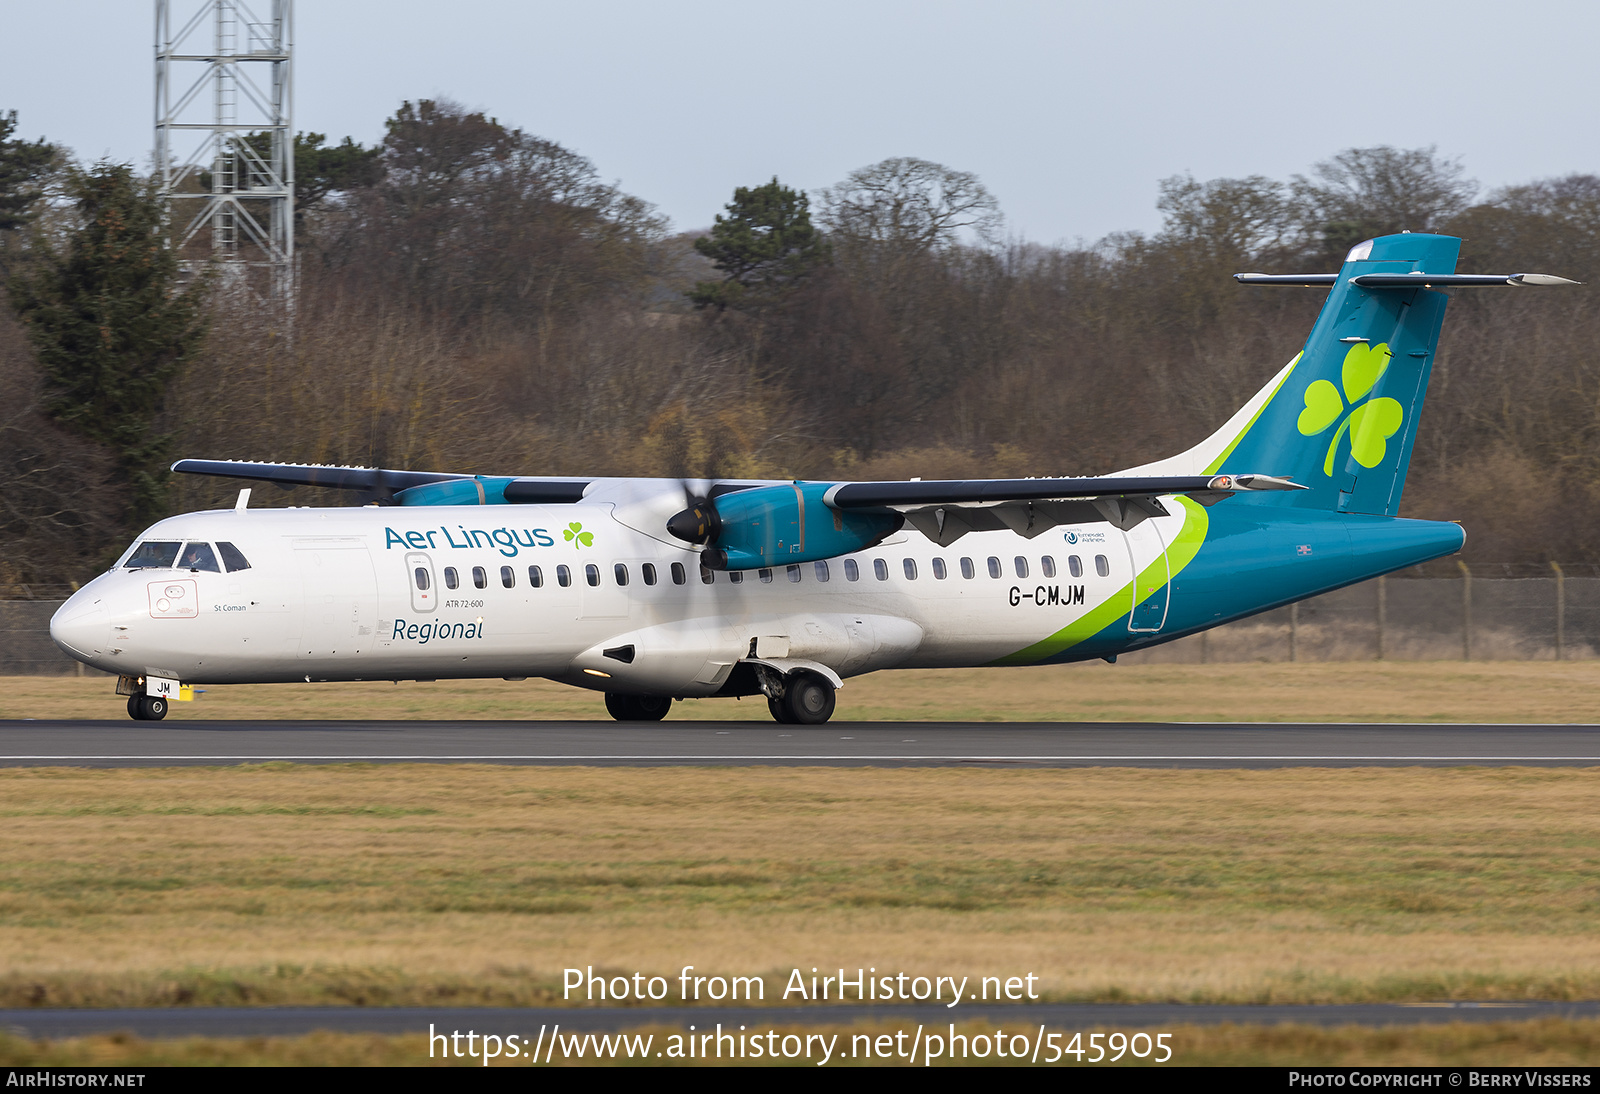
top-left (604, 693), bottom-right (673, 722)
top-left (127, 694), bottom-right (168, 721)
top-left (767, 672), bottom-right (836, 725)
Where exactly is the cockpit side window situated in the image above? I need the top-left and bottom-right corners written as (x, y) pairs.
top-left (217, 542), bottom-right (251, 572)
top-left (124, 541), bottom-right (181, 569)
top-left (178, 542), bottom-right (221, 572)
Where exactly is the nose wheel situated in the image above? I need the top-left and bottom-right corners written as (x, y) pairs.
top-left (127, 695), bottom-right (168, 721)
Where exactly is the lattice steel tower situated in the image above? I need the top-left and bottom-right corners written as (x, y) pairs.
top-left (155, 0), bottom-right (293, 301)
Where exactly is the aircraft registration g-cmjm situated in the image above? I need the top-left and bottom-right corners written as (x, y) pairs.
top-left (50, 233), bottom-right (1579, 723)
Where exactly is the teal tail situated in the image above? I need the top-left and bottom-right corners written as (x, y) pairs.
top-left (1153, 232), bottom-right (1461, 516)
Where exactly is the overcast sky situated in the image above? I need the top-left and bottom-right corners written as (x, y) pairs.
top-left (4, 1), bottom-right (1598, 243)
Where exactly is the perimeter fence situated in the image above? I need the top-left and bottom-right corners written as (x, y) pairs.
top-left (4, 567), bottom-right (1600, 674)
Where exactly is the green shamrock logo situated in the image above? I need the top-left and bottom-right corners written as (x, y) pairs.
top-left (563, 522), bottom-right (593, 549)
top-left (1296, 342), bottom-right (1405, 475)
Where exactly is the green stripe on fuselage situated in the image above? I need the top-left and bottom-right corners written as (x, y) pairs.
top-left (989, 495), bottom-right (1211, 666)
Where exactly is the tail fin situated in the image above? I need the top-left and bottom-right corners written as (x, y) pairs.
top-left (1222, 233), bottom-right (1464, 514)
top-left (1183, 233), bottom-right (1458, 515)
top-left (1125, 232), bottom-right (1577, 515)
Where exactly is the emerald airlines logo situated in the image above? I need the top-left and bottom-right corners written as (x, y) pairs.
top-left (563, 522), bottom-right (593, 549)
top-left (1297, 342), bottom-right (1404, 475)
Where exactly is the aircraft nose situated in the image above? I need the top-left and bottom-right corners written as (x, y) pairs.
top-left (50, 598), bottom-right (107, 659)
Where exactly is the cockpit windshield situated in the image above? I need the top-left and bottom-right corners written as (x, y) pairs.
top-left (178, 542), bottom-right (221, 572)
top-left (123, 540), bottom-right (241, 572)
top-left (124, 541), bottom-right (182, 569)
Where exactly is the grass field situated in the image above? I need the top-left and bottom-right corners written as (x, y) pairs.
top-left (3, 763), bottom-right (1600, 1011)
top-left (8, 659), bottom-right (1600, 722)
top-left (5, 1018), bottom-right (1600, 1066)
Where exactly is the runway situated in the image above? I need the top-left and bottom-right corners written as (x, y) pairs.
top-left (4, 1001), bottom-right (1598, 1040)
top-left (4, 719), bottom-right (1600, 766)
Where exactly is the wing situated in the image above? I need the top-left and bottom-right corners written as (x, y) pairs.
top-left (821, 473), bottom-right (1304, 544)
top-left (172, 459), bottom-right (591, 506)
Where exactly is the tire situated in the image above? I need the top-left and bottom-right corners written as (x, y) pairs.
top-left (632, 695), bottom-right (672, 722)
top-left (605, 693), bottom-right (672, 722)
top-left (127, 695), bottom-right (146, 721)
top-left (138, 695), bottom-right (168, 721)
top-left (767, 696), bottom-right (791, 724)
top-left (781, 673), bottom-right (835, 725)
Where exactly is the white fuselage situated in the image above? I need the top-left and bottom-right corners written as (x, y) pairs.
top-left (50, 480), bottom-right (1184, 696)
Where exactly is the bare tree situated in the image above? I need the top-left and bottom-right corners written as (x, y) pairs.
top-left (817, 157), bottom-right (1002, 254)
top-left (1291, 146), bottom-right (1477, 261)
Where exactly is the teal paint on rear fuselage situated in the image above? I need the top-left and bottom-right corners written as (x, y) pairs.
top-left (1044, 506), bottom-right (1463, 664)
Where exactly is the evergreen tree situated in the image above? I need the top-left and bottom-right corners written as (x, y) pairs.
top-left (0, 110), bottom-right (57, 233)
top-left (7, 162), bottom-right (207, 526)
top-left (690, 178), bottom-right (829, 309)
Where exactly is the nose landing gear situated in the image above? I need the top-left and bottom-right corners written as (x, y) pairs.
top-left (127, 694), bottom-right (168, 721)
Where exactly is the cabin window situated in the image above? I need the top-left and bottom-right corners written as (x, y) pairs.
top-left (987, 556), bottom-right (1002, 579)
top-left (642, 563), bottom-right (657, 586)
top-left (1068, 555), bottom-right (1083, 578)
top-left (501, 565), bottom-right (515, 589)
top-left (125, 541), bottom-right (182, 569)
top-left (787, 564), bottom-right (802, 583)
top-left (179, 542), bottom-right (221, 572)
top-left (932, 558), bottom-right (947, 579)
top-left (444, 567), bottom-right (460, 590)
top-left (757, 568), bottom-right (773, 583)
top-left (586, 563), bottom-right (600, 587)
top-left (1095, 554), bottom-right (1110, 577)
top-left (1041, 556), bottom-right (1056, 578)
top-left (529, 565), bottom-right (543, 588)
top-left (814, 560), bottom-right (830, 582)
top-left (701, 565), bottom-right (715, 584)
top-left (729, 570), bottom-right (743, 584)
top-left (614, 563), bottom-right (629, 586)
top-left (473, 566), bottom-right (488, 589)
top-left (1014, 556), bottom-right (1028, 579)
top-left (217, 542), bottom-right (251, 572)
top-left (903, 558), bottom-right (917, 580)
top-left (844, 559), bottom-right (859, 581)
top-left (873, 559), bottom-right (888, 581)
top-left (413, 567), bottom-right (431, 591)
top-left (557, 564), bottom-right (572, 588)
top-left (671, 562), bottom-right (686, 585)
top-left (960, 557), bottom-right (975, 579)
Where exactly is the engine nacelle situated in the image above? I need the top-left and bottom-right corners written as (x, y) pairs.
top-left (706, 482), bottom-right (901, 570)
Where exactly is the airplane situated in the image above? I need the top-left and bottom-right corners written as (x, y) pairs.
top-left (49, 232), bottom-right (1579, 723)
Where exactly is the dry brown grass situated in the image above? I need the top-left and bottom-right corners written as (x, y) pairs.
top-left (10, 659), bottom-right (1600, 722)
top-left (2, 765), bottom-right (1600, 1009)
top-left (5, 1018), bottom-right (1600, 1066)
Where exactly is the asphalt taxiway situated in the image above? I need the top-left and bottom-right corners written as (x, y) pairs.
top-left (3, 719), bottom-right (1600, 766)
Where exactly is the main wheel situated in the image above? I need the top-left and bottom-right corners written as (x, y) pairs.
top-left (604, 693), bottom-right (672, 722)
top-left (781, 673), bottom-right (835, 725)
top-left (631, 694), bottom-right (672, 722)
top-left (131, 695), bottom-right (168, 721)
top-left (767, 696), bottom-right (791, 724)
top-left (127, 695), bottom-right (145, 721)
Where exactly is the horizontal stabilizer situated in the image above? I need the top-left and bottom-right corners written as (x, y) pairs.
top-left (1235, 272), bottom-right (1581, 289)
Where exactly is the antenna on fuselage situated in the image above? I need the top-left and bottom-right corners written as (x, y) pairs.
top-left (235, 488), bottom-right (251, 511)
